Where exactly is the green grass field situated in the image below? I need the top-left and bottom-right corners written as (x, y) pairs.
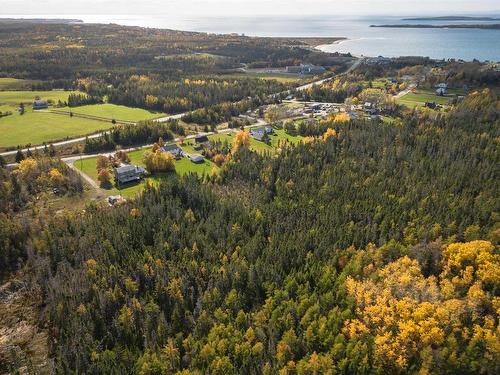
top-left (0, 78), bottom-right (42, 90)
top-left (218, 72), bottom-right (303, 84)
top-left (57, 103), bottom-right (164, 122)
top-left (0, 108), bottom-right (114, 148)
top-left (192, 128), bottom-right (303, 152)
top-left (398, 89), bottom-right (465, 108)
top-left (76, 128), bottom-right (303, 198)
top-left (0, 90), bottom-right (81, 105)
top-left (0, 91), bottom-right (165, 148)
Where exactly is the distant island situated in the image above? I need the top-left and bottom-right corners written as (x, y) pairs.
top-left (402, 16), bottom-right (500, 21)
top-left (371, 24), bottom-right (500, 30)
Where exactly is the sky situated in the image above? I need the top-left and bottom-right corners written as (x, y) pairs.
top-left (2, 0), bottom-right (499, 17)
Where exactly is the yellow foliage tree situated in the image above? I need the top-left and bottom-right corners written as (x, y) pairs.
top-left (232, 130), bottom-right (251, 152)
top-left (16, 158), bottom-right (38, 179)
top-left (333, 112), bottom-right (350, 123)
top-left (48, 168), bottom-right (65, 187)
top-left (96, 155), bottom-right (110, 172)
top-left (322, 128), bottom-right (337, 141)
top-left (143, 150), bottom-right (175, 174)
top-left (97, 168), bottom-right (112, 187)
top-left (145, 95), bottom-right (158, 108)
top-left (343, 241), bottom-right (500, 373)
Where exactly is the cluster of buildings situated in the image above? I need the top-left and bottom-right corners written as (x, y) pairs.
top-left (365, 56), bottom-right (392, 66)
top-left (286, 64), bottom-right (326, 75)
top-left (113, 136), bottom-right (210, 186)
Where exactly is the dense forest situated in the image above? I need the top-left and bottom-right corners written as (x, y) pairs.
top-left (0, 21), bottom-right (353, 115)
top-left (1, 89), bottom-right (496, 374)
top-left (0, 156), bottom-right (83, 274)
top-left (0, 22), bottom-right (346, 80)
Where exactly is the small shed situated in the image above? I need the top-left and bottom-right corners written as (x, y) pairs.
top-left (188, 154), bottom-right (205, 164)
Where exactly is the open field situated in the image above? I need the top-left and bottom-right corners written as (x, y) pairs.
top-left (75, 128), bottom-right (303, 198)
top-left (0, 91), bottom-right (165, 148)
top-left (0, 108), bottom-right (114, 148)
top-left (218, 72), bottom-right (304, 84)
top-left (398, 89), bottom-right (466, 107)
top-left (0, 90), bottom-right (81, 105)
top-left (57, 103), bottom-right (165, 122)
top-left (0, 77), bottom-right (42, 90)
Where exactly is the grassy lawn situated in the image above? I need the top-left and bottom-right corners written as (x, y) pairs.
top-left (0, 108), bottom-right (115, 148)
top-left (76, 147), bottom-right (218, 198)
top-left (57, 103), bottom-right (164, 122)
top-left (186, 129), bottom-right (303, 153)
top-left (0, 90), bottom-right (81, 105)
top-left (380, 115), bottom-right (397, 124)
top-left (76, 128), bottom-right (303, 198)
top-left (398, 89), bottom-right (465, 108)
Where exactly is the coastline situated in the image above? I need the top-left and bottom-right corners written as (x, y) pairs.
top-left (315, 37), bottom-right (348, 50)
top-left (316, 38), bottom-right (365, 59)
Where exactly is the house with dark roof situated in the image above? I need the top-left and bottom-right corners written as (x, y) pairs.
top-left (250, 126), bottom-right (274, 141)
top-left (32, 99), bottom-right (48, 110)
top-left (161, 143), bottom-right (183, 159)
top-left (195, 135), bottom-right (209, 144)
top-left (114, 165), bottom-right (145, 185)
top-left (194, 134), bottom-right (211, 150)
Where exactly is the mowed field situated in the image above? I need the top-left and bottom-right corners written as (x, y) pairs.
top-left (57, 103), bottom-right (165, 122)
top-left (0, 77), bottom-right (42, 90)
top-left (0, 109), bottom-right (114, 148)
top-left (0, 90), bottom-right (164, 148)
top-left (398, 89), bottom-right (465, 107)
top-left (76, 128), bottom-right (303, 197)
top-left (0, 90), bottom-right (81, 105)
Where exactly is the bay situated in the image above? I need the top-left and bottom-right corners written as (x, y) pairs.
top-left (3, 14), bottom-right (499, 61)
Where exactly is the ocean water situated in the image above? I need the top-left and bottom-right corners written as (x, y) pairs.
top-left (4, 14), bottom-right (500, 61)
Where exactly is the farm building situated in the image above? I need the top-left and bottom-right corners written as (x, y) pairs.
top-left (33, 99), bottom-right (48, 110)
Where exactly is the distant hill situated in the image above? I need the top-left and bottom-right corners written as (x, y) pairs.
top-left (0, 18), bottom-right (83, 24)
top-left (402, 16), bottom-right (500, 21)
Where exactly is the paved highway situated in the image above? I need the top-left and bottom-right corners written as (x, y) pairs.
top-left (0, 58), bottom-right (363, 158)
